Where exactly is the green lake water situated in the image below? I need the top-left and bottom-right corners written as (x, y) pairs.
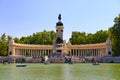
top-left (0, 63), bottom-right (120, 80)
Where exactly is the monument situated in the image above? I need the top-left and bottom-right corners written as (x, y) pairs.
top-left (8, 14), bottom-right (112, 63)
top-left (53, 14), bottom-right (68, 56)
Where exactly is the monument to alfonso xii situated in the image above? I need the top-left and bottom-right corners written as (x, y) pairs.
top-left (8, 14), bottom-right (112, 62)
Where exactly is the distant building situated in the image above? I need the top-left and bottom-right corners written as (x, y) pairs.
top-left (8, 14), bottom-right (112, 58)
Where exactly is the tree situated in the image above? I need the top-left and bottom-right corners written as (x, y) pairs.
top-left (1, 33), bottom-right (6, 41)
top-left (109, 14), bottom-right (120, 56)
top-left (7, 35), bottom-right (12, 43)
top-left (14, 30), bottom-right (56, 45)
top-left (93, 30), bottom-right (108, 43)
top-left (14, 37), bottom-right (20, 43)
top-left (69, 30), bottom-right (108, 44)
top-left (0, 33), bottom-right (8, 56)
top-left (70, 31), bottom-right (86, 44)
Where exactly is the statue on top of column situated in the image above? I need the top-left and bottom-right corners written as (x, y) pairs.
top-left (56, 14), bottom-right (63, 26)
top-left (58, 14), bottom-right (61, 21)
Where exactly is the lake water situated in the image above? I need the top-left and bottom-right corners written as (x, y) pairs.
top-left (0, 63), bottom-right (120, 80)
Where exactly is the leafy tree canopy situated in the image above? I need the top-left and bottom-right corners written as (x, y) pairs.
top-left (69, 30), bottom-right (108, 44)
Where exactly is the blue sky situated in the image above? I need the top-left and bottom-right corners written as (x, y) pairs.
top-left (0, 0), bottom-right (120, 41)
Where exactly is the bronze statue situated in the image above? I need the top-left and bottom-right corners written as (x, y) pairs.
top-left (56, 14), bottom-right (63, 26)
top-left (58, 14), bottom-right (61, 20)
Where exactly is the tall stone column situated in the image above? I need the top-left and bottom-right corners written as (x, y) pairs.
top-left (12, 46), bottom-right (15, 56)
top-left (8, 39), bottom-right (15, 56)
top-left (106, 38), bottom-right (112, 56)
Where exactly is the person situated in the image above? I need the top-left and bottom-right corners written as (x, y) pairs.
top-left (3, 58), bottom-right (8, 64)
top-left (44, 55), bottom-right (50, 64)
top-left (41, 56), bottom-right (45, 63)
top-left (68, 56), bottom-right (73, 64)
top-left (91, 57), bottom-right (95, 63)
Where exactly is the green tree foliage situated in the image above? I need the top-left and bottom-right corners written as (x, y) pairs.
top-left (70, 32), bottom-right (86, 44)
top-left (109, 14), bottom-right (120, 56)
top-left (0, 33), bottom-right (12, 56)
top-left (91, 30), bottom-right (108, 43)
top-left (14, 37), bottom-right (20, 43)
top-left (70, 30), bottom-right (108, 44)
top-left (7, 35), bottom-right (12, 43)
top-left (14, 30), bottom-right (56, 45)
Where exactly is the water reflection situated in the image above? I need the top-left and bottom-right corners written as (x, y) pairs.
top-left (63, 64), bottom-right (73, 80)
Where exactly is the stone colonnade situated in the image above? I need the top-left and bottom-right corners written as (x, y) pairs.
top-left (9, 38), bottom-right (111, 58)
top-left (9, 43), bottom-right (53, 57)
top-left (68, 43), bottom-right (108, 57)
top-left (15, 48), bottom-right (52, 57)
top-left (68, 48), bottom-right (106, 57)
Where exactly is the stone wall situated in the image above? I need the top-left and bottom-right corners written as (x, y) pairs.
top-left (94, 57), bottom-right (120, 63)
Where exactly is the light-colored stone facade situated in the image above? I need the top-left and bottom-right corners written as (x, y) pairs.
top-left (8, 38), bottom-right (112, 58)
